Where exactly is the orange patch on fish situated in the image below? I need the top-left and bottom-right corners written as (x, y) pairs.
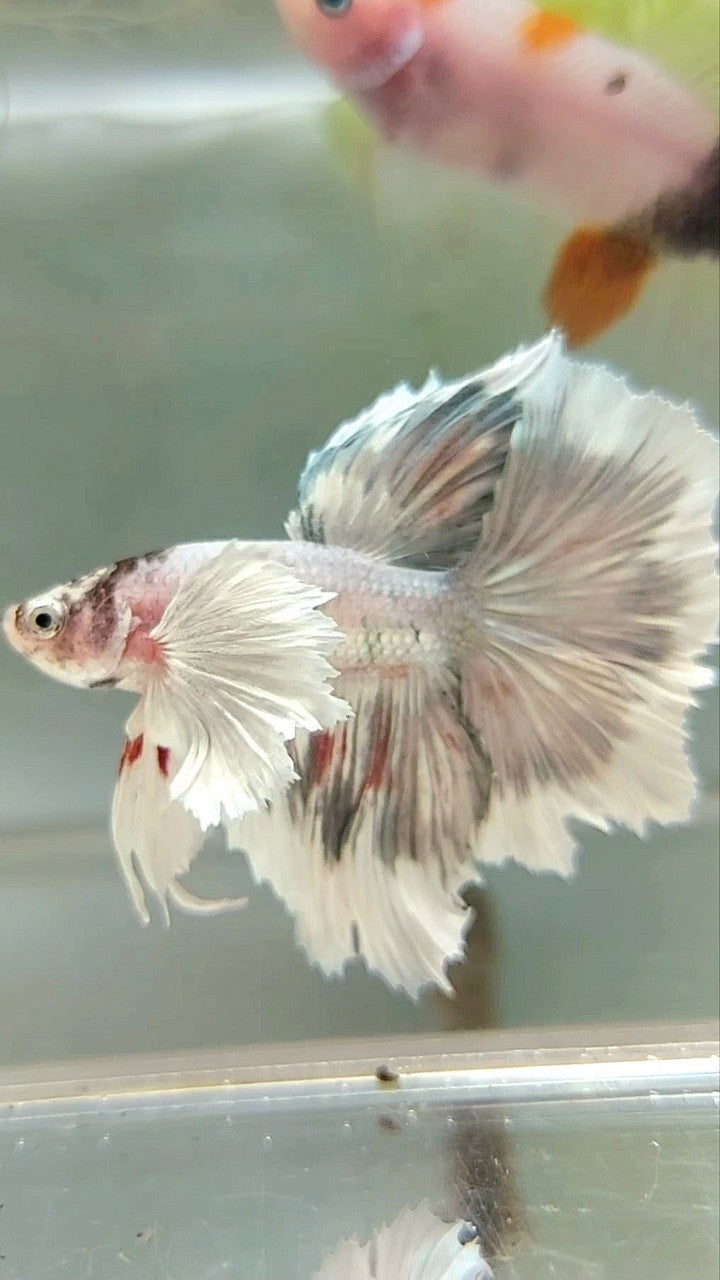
top-left (520, 9), bottom-right (582, 52)
top-left (544, 226), bottom-right (657, 347)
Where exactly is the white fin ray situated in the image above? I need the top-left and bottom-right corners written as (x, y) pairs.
top-left (226, 669), bottom-right (492, 997)
top-left (139, 544), bottom-right (350, 828)
top-left (313, 1201), bottom-right (493, 1280)
top-left (111, 705), bottom-right (247, 924)
top-left (456, 352), bottom-right (719, 874)
top-left (287, 333), bottom-right (562, 568)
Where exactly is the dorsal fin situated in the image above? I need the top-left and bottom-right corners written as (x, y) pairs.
top-left (287, 332), bottom-right (563, 568)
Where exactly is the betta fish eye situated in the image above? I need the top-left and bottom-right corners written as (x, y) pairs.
top-left (315, 0), bottom-right (353, 16)
top-left (26, 601), bottom-right (66, 638)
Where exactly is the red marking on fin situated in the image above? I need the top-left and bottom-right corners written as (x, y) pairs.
top-left (362, 717), bottom-right (392, 794)
top-left (119, 733), bottom-right (144, 774)
top-left (520, 9), bottom-right (582, 52)
top-left (310, 730), bottom-right (335, 783)
top-left (156, 746), bottom-right (171, 778)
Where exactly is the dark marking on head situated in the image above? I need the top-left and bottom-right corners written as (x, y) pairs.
top-left (156, 746), bottom-right (170, 778)
top-left (378, 1114), bottom-right (402, 1133)
top-left (605, 71), bottom-right (627, 94)
top-left (83, 553), bottom-right (160, 603)
top-left (120, 552), bottom-right (162, 573)
top-left (89, 677), bottom-right (119, 689)
top-left (374, 1064), bottom-right (399, 1086)
top-left (72, 550), bottom-right (163, 654)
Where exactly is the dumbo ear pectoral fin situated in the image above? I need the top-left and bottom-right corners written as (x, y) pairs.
top-left (110, 543), bottom-right (353, 924)
top-left (139, 544), bottom-right (350, 829)
top-left (112, 706), bottom-right (246, 925)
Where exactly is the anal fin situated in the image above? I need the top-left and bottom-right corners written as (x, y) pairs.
top-left (226, 668), bottom-right (493, 997)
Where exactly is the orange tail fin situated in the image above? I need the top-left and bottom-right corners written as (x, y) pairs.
top-left (544, 226), bottom-right (657, 347)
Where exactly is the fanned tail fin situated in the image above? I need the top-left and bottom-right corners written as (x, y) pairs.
top-left (544, 226), bottom-right (657, 347)
top-left (454, 350), bottom-right (719, 874)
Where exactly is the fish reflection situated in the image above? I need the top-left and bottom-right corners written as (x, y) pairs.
top-left (313, 1200), bottom-right (494, 1279)
top-left (275, 0), bottom-right (718, 342)
top-left (436, 889), bottom-right (525, 1261)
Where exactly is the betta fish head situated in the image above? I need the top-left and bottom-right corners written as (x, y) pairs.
top-left (3, 553), bottom-right (170, 690)
top-left (275, 0), bottom-right (434, 91)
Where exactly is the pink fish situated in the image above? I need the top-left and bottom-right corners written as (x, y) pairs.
top-left (274, 0), bottom-right (718, 343)
top-left (4, 334), bottom-right (718, 995)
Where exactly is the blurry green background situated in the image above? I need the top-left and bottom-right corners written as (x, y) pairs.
top-left (0, 0), bottom-right (717, 1067)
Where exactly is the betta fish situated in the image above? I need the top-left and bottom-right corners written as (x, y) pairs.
top-left (4, 333), bottom-right (719, 996)
top-left (274, 0), bottom-right (719, 344)
top-left (313, 1201), bottom-right (493, 1279)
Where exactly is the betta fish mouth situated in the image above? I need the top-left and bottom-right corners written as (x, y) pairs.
top-left (342, 23), bottom-right (423, 91)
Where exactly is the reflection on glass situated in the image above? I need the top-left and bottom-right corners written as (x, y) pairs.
top-left (313, 1201), bottom-right (493, 1280)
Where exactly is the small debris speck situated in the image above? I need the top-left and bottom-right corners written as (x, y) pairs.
top-left (375, 1065), bottom-right (399, 1086)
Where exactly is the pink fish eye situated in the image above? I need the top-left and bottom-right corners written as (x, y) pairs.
top-left (315, 0), bottom-right (353, 16)
top-left (26, 601), bottom-right (65, 639)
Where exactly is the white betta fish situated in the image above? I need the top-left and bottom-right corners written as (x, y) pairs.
top-left (313, 1201), bottom-right (493, 1280)
top-left (4, 333), bottom-right (718, 996)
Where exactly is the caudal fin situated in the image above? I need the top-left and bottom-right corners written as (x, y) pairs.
top-left (455, 347), bottom-right (718, 874)
top-left (544, 225), bottom-right (657, 346)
